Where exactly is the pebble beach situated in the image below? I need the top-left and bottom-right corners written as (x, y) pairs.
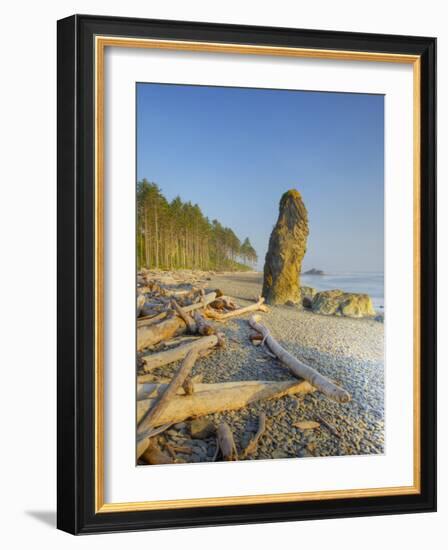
top-left (139, 271), bottom-right (385, 465)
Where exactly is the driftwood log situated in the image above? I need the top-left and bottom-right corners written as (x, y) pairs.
top-left (210, 296), bottom-right (238, 311)
top-left (137, 294), bottom-right (146, 317)
top-left (193, 311), bottom-right (216, 335)
top-left (138, 349), bottom-right (199, 439)
top-left (137, 311), bottom-right (169, 328)
top-left (141, 438), bottom-right (174, 465)
top-left (216, 422), bottom-right (238, 461)
top-left (182, 378), bottom-right (194, 395)
top-left (140, 334), bottom-right (221, 372)
top-left (171, 299), bottom-right (197, 333)
top-left (137, 379), bottom-right (314, 435)
top-left (136, 422), bottom-right (173, 460)
top-left (182, 292), bottom-right (217, 311)
top-left (205, 296), bottom-right (268, 321)
top-left (137, 292), bottom-right (217, 349)
top-left (248, 315), bottom-right (350, 403)
top-left (137, 437), bottom-right (150, 459)
top-left (138, 315), bottom-right (186, 350)
top-left (241, 412), bottom-right (267, 458)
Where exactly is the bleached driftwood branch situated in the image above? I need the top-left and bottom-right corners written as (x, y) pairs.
top-left (205, 296), bottom-right (268, 321)
top-left (241, 412), bottom-right (267, 458)
top-left (138, 349), bottom-right (199, 438)
top-left (182, 378), bottom-right (194, 395)
top-left (192, 311), bottom-right (216, 335)
top-left (210, 296), bottom-right (238, 311)
top-left (138, 315), bottom-right (186, 350)
top-left (137, 311), bottom-right (169, 328)
top-left (171, 299), bottom-right (197, 333)
top-left (137, 292), bottom-right (217, 349)
top-left (182, 292), bottom-right (217, 312)
top-left (216, 422), bottom-right (238, 461)
top-left (136, 379), bottom-right (314, 443)
top-left (140, 438), bottom-right (174, 465)
top-left (140, 334), bottom-right (220, 372)
top-left (248, 315), bottom-right (350, 403)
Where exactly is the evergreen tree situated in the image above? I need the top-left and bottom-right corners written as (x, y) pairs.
top-left (136, 179), bottom-right (256, 271)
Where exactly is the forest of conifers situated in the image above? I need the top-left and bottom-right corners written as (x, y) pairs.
top-left (137, 179), bottom-right (258, 271)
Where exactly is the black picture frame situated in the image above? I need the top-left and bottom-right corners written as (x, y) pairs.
top-left (57, 14), bottom-right (436, 534)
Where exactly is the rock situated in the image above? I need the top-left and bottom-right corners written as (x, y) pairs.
top-left (298, 448), bottom-right (314, 458)
top-left (191, 440), bottom-right (209, 453)
top-left (303, 268), bottom-right (325, 275)
top-left (262, 189), bottom-right (309, 305)
top-left (207, 444), bottom-right (217, 458)
top-left (173, 422), bottom-right (187, 431)
top-left (340, 294), bottom-right (375, 317)
top-left (165, 429), bottom-right (181, 437)
top-left (241, 431), bottom-right (253, 448)
top-left (300, 286), bottom-right (317, 308)
top-left (272, 450), bottom-right (290, 459)
top-left (189, 418), bottom-right (215, 439)
top-left (311, 289), bottom-right (375, 318)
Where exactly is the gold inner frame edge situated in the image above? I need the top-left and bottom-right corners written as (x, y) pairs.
top-left (94, 35), bottom-right (421, 513)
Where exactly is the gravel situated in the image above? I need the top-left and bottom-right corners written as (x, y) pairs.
top-left (144, 272), bottom-right (385, 464)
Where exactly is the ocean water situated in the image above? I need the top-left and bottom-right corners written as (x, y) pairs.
top-left (301, 272), bottom-right (384, 311)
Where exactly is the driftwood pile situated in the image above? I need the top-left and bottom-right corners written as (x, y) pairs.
top-left (136, 270), bottom-right (350, 465)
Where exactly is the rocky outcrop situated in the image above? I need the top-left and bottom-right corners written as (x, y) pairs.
top-left (262, 189), bottom-right (309, 305)
top-left (311, 289), bottom-right (375, 318)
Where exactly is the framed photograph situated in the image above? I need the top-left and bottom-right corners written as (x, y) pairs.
top-left (57, 15), bottom-right (436, 534)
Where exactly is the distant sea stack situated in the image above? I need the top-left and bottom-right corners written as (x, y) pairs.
top-left (262, 189), bottom-right (309, 305)
top-left (303, 268), bottom-right (325, 276)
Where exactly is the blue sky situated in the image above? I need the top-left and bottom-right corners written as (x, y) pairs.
top-left (137, 83), bottom-right (384, 272)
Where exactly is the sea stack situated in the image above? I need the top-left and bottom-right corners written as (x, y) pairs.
top-left (262, 189), bottom-right (309, 305)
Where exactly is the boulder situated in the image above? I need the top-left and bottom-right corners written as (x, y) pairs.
top-left (262, 189), bottom-right (309, 305)
top-left (311, 289), bottom-right (375, 318)
top-left (300, 286), bottom-right (317, 308)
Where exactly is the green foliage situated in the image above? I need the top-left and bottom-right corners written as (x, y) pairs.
top-left (137, 179), bottom-right (258, 271)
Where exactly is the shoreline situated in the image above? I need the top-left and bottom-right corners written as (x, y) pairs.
top-left (138, 270), bottom-right (384, 463)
